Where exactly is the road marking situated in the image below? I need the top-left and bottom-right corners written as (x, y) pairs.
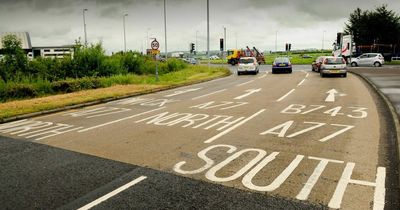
top-left (236, 80), bottom-right (255, 87)
top-left (325, 89), bottom-right (338, 102)
top-left (78, 107), bottom-right (166, 133)
top-left (305, 73), bottom-right (309, 78)
top-left (301, 70), bottom-right (307, 74)
top-left (165, 88), bottom-right (202, 97)
top-left (297, 79), bottom-right (306, 86)
top-left (318, 124), bottom-right (355, 142)
top-left (204, 109), bottom-right (266, 143)
top-left (258, 74), bottom-right (267, 79)
top-left (191, 89), bottom-right (227, 100)
top-left (277, 89), bottom-right (295, 102)
top-left (78, 176), bottom-right (147, 210)
top-left (234, 89), bottom-right (262, 100)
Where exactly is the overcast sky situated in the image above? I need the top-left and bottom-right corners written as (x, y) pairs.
top-left (1, 0), bottom-right (400, 54)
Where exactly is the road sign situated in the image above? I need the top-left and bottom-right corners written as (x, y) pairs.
top-left (151, 39), bottom-right (160, 50)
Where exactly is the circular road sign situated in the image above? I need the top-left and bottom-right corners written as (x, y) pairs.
top-left (151, 39), bottom-right (160, 50)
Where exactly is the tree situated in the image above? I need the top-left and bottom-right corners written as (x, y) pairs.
top-left (345, 5), bottom-right (400, 48)
top-left (1, 34), bottom-right (28, 81)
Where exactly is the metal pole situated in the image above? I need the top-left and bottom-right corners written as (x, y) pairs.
top-left (275, 31), bottom-right (278, 53)
top-left (223, 26), bottom-right (226, 60)
top-left (207, 0), bottom-right (210, 68)
top-left (83, 9), bottom-right (88, 46)
top-left (146, 28), bottom-right (150, 52)
top-left (123, 14), bottom-right (128, 53)
top-left (235, 32), bottom-right (237, 49)
top-left (322, 30), bottom-right (326, 51)
top-left (196, 30), bottom-right (198, 54)
top-left (164, 0), bottom-right (168, 60)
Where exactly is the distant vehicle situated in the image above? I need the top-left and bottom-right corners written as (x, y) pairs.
top-left (187, 58), bottom-right (197, 65)
top-left (209, 55), bottom-right (220, 60)
top-left (319, 56), bottom-right (347, 77)
top-left (237, 57), bottom-right (259, 75)
top-left (227, 46), bottom-right (265, 65)
top-left (272, 57), bottom-right (292, 74)
top-left (311, 56), bottom-right (326, 72)
top-left (302, 54), bottom-right (312, 58)
top-left (351, 53), bottom-right (384, 67)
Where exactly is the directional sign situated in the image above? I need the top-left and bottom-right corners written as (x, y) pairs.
top-left (235, 89), bottom-right (262, 100)
top-left (151, 39), bottom-right (160, 50)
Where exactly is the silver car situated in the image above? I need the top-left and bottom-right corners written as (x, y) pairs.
top-left (320, 56), bottom-right (347, 78)
top-left (351, 53), bottom-right (384, 67)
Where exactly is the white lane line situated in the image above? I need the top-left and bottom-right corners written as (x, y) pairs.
top-left (204, 109), bottom-right (266, 144)
top-left (258, 74), bottom-right (267, 79)
top-left (276, 89), bottom-right (295, 102)
top-left (297, 79), bottom-right (306, 86)
top-left (301, 70), bottom-right (307, 74)
top-left (236, 80), bottom-right (255, 87)
top-left (78, 107), bottom-right (166, 133)
top-left (165, 88), bottom-right (202, 97)
top-left (305, 73), bottom-right (309, 78)
top-left (78, 176), bottom-right (147, 210)
top-left (192, 89), bottom-right (227, 100)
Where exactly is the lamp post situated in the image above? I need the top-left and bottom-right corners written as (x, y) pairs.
top-left (196, 30), bottom-right (199, 54)
top-left (146, 28), bottom-right (150, 51)
top-left (164, 0), bottom-right (168, 60)
top-left (275, 30), bottom-right (278, 53)
top-left (223, 26), bottom-right (226, 60)
top-left (322, 30), bottom-right (326, 51)
top-left (83, 8), bottom-right (88, 46)
top-left (207, 0), bottom-right (210, 67)
top-left (123, 13), bottom-right (128, 53)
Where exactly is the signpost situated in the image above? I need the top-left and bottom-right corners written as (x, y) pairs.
top-left (151, 39), bottom-right (160, 81)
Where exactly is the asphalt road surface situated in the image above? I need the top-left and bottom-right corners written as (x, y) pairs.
top-left (1, 65), bottom-right (399, 210)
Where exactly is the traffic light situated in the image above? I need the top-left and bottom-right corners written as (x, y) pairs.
top-left (220, 38), bottom-right (224, 51)
top-left (190, 43), bottom-right (195, 53)
top-left (285, 43), bottom-right (288, 51)
top-left (337, 33), bottom-right (343, 46)
top-left (289, 43), bottom-right (292, 51)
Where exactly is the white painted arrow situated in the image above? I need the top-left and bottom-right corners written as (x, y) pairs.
top-left (165, 88), bottom-right (201, 97)
top-left (325, 89), bottom-right (339, 102)
top-left (235, 88), bottom-right (262, 100)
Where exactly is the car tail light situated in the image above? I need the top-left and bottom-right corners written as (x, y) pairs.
top-left (324, 59), bottom-right (328, 64)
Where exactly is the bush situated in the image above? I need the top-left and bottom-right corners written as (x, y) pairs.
top-left (0, 83), bottom-right (38, 101)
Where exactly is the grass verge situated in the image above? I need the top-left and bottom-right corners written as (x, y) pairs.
top-left (0, 65), bottom-right (230, 121)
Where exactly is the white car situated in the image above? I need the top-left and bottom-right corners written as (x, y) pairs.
top-left (351, 53), bottom-right (384, 67)
top-left (209, 55), bottom-right (220, 60)
top-left (237, 57), bottom-right (259, 75)
top-left (320, 56), bottom-right (347, 77)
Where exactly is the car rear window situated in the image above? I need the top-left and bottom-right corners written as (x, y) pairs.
top-left (274, 57), bottom-right (289, 63)
top-left (325, 58), bottom-right (344, 64)
top-left (240, 58), bottom-right (254, 64)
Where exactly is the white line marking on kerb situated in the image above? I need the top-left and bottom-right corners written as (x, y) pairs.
top-left (78, 176), bottom-right (147, 210)
top-left (297, 79), bottom-right (306, 86)
top-left (277, 89), bottom-right (295, 102)
top-left (204, 109), bottom-right (266, 144)
top-left (78, 107), bottom-right (166, 132)
top-left (192, 89), bottom-right (227, 100)
top-left (236, 80), bottom-right (255, 87)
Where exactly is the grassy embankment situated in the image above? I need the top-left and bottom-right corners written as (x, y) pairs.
top-left (0, 65), bottom-right (230, 120)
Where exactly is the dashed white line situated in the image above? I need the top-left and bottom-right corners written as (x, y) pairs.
top-left (236, 80), bottom-right (255, 87)
top-left (204, 109), bottom-right (266, 144)
top-left (258, 74), bottom-right (267, 79)
top-left (77, 176), bottom-right (147, 210)
top-left (276, 89), bottom-right (296, 102)
top-left (192, 89), bottom-right (227, 100)
top-left (305, 73), bottom-right (309, 78)
top-left (297, 79), bottom-right (306, 86)
top-left (78, 107), bottom-right (166, 132)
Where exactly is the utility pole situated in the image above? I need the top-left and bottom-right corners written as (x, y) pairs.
top-left (223, 26), bottom-right (226, 60)
top-left (83, 8), bottom-right (88, 46)
top-left (164, 0), bottom-right (168, 60)
top-left (322, 30), bottom-right (326, 51)
top-left (207, 0), bottom-right (210, 68)
top-left (235, 32), bottom-right (237, 49)
top-left (196, 30), bottom-right (199, 53)
top-left (123, 13), bottom-right (128, 53)
top-left (275, 30), bottom-right (278, 53)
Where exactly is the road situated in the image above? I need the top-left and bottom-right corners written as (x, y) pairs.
top-left (0, 65), bottom-right (399, 210)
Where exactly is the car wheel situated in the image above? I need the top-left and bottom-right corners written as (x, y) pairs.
top-left (343, 73), bottom-right (347, 78)
top-left (320, 72), bottom-right (324, 77)
top-left (351, 62), bottom-right (358, 67)
top-left (237, 72), bottom-right (241, 76)
top-left (374, 62), bottom-right (381, 67)
top-left (272, 70), bottom-right (275, 74)
top-left (289, 70), bottom-right (292, 74)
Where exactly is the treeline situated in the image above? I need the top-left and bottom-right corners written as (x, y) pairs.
top-left (345, 5), bottom-right (400, 48)
top-left (0, 34), bottom-right (187, 101)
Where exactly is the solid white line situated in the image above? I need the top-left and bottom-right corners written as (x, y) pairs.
top-left (236, 80), bottom-right (255, 87)
top-left (204, 109), bottom-right (266, 143)
top-left (78, 107), bottom-right (166, 132)
top-left (297, 79), bottom-right (306, 86)
top-left (192, 89), bottom-right (227, 100)
top-left (78, 176), bottom-right (147, 210)
top-left (305, 73), bottom-right (309, 78)
top-left (301, 70), bottom-right (307, 74)
top-left (276, 89), bottom-right (295, 102)
top-left (258, 74), bottom-right (267, 79)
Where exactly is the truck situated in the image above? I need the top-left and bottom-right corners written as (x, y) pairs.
top-left (333, 34), bottom-right (354, 63)
top-left (227, 46), bottom-right (265, 65)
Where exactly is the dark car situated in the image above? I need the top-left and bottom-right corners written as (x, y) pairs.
top-left (272, 57), bottom-right (292, 74)
top-left (311, 56), bottom-right (325, 72)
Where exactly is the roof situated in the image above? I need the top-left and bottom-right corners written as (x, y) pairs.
top-left (0, 32), bottom-right (32, 50)
top-left (33, 45), bottom-right (75, 49)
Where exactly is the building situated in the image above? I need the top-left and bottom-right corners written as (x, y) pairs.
top-left (0, 32), bottom-right (74, 59)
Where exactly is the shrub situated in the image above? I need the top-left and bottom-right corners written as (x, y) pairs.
top-left (0, 83), bottom-right (38, 101)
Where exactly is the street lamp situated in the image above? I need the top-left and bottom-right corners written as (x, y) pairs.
top-left (164, 0), bottom-right (168, 60)
top-left (83, 8), bottom-right (88, 46)
top-left (196, 30), bottom-right (199, 53)
top-left (207, 0), bottom-right (210, 67)
top-left (322, 30), bottom-right (326, 51)
top-left (123, 13), bottom-right (128, 53)
top-left (223, 26), bottom-right (226, 59)
top-left (275, 30), bottom-right (278, 53)
top-left (146, 28), bottom-right (151, 51)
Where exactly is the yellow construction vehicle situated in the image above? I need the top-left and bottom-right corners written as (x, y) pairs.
top-left (227, 47), bottom-right (265, 65)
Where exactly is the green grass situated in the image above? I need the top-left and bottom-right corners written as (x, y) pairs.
top-left (387, 60), bottom-right (400, 65)
top-left (0, 65), bottom-right (230, 120)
